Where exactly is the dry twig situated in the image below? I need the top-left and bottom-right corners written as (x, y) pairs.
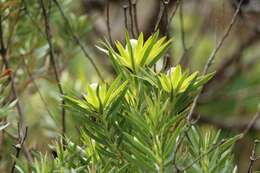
top-left (53, 0), bottom-right (104, 82)
top-left (39, 0), bottom-right (66, 139)
top-left (247, 140), bottom-right (260, 173)
top-left (106, 0), bottom-right (113, 44)
top-left (187, 0), bottom-right (245, 121)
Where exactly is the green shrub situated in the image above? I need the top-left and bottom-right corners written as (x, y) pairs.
top-left (17, 32), bottom-right (239, 173)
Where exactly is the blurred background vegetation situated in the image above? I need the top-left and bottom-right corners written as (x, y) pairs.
top-left (0, 0), bottom-right (260, 172)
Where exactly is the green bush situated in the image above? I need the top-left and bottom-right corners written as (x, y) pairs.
top-left (16, 32), bottom-right (240, 173)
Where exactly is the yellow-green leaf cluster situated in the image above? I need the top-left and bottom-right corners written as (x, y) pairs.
top-left (111, 31), bottom-right (172, 73)
top-left (65, 76), bottom-right (128, 113)
top-left (159, 65), bottom-right (213, 94)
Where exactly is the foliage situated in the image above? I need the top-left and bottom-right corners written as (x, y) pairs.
top-left (1, 0), bottom-right (258, 172)
top-left (15, 32), bottom-right (239, 173)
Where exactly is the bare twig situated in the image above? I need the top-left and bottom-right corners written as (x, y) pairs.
top-left (179, 0), bottom-right (187, 52)
top-left (128, 0), bottom-right (135, 37)
top-left (154, 0), bottom-right (165, 32)
top-left (178, 0), bottom-right (190, 67)
top-left (156, 0), bottom-right (172, 70)
top-left (123, 5), bottom-right (129, 32)
top-left (10, 127), bottom-right (28, 173)
top-left (106, 0), bottom-right (113, 45)
top-left (239, 106), bottom-right (260, 173)
top-left (132, 0), bottom-right (140, 35)
top-left (187, 0), bottom-right (245, 121)
top-left (0, 15), bottom-right (25, 142)
top-left (241, 104), bottom-right (260, 137)
top-left (0, 13), bottom-right (31, 172)
top-left (163, 0), bottom-right (169, 36)
top-left (39, 0), bottom-right (66, 140)
top-left (204, 29), bottom-right (260, 90)
top-left (247, 140), bottom-right (260, 173)
top-left (53, 0), bottom-right (104, 82)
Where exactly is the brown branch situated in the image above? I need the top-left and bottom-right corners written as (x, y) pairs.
top-left (123, 5), bottom-right (129, 32)
top-left (0, 12), bottom-right (31, 173)
top-left (179, 0), bottom-right (187, 52)
top-left (187, 0), bottom-right (245, 121)
top-left (242, 104), bottom-right (260, 137)
top-left (203, 29), bottom-right (260, 90)
top-left (0, 15), bottom-right (25, 142)
top-left (155, 0), bottom-right (173, 70)
top-left (53, 0), bottom-right (104, 82)
top-left (10, 127), bottom-right (28, 173)
top-left (247, 140), bottom-right (260, 173)
top-left (178, 0), bottom-right (190, 67)
top-left (39, 0), bottom-right (66, 140)
top-left (154, 0), bottom-right (166, 32)
top-left (128, 0), bottom-right (135, 38)
top-left (132, 0), bottom-right (140, 35)
top-left (106, 0), bottom-right (113, 44)
top-left (162, 0), bottom-right (169, 36)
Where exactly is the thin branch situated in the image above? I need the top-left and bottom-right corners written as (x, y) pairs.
top-left (163, 0), bottom-right (169, 36)
top-left (123, 5), bottom-right (128, 32)
top-left (179, 0), bottom-right (187, 52)
top-left (247, 140), bottom-right (260, 173)
top-left (106, 0), bottom-right (113, 45)
top-left (128, 0), bottom-right (135, 37)
top-left (132, 0), bottom-right (140, 35)
top-left (0, 15), bottom-right (25, 141)
top-left (178, 0), bottom-right (189, 66)
top-left (241, 104), bottom-right (260, 137)
top-left (203, 29), bottom-right (260, 90)
top-left (154, 0), bottom-right (165, 32)
top-left (39, 0), bottom-right (66, 140)
top-left (10, 127), bottom-right (28, 173)
top-left (187, 0), bottom-right (245, 121)
top-left (53, 0), bottom-right (104, 82)
top-left (157, 0), bottom-right (172, 70)
top-left (0, 13), bottom-right (31, 172)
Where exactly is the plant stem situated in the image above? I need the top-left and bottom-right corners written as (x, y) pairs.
top-left (39, 0), bottom-right (66, 141)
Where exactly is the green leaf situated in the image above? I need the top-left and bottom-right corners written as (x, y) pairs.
top-left (140, 31), bottom-right (159, 66)
top-left (123, 133), bottom-right (157, 162)
top-left (125, 31), bottom-right (136, 72)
